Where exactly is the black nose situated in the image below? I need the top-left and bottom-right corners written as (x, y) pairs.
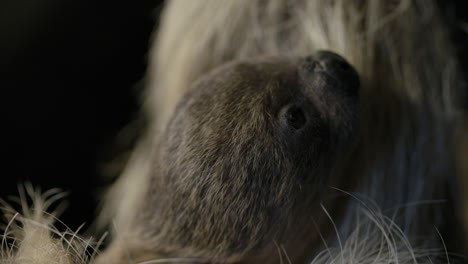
top-left (302, 51), bottom-right (359, 96)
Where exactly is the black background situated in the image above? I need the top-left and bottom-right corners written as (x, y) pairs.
top-left (0, 0), bottom-right (163, 230)
top-left (0, 1), bottom-right (467, 232)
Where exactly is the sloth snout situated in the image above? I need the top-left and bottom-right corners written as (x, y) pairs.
top-left (301, 51), bottom-right (360, 97)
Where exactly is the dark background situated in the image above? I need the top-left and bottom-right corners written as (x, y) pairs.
top-left (0, 0), bottom-right (164, 230)
top-left (0, 1), bottom-right (467, 232)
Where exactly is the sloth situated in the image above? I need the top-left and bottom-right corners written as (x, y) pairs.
top-left (1, 0), bottom-right (467, 264)
top-left (98, 53), bottom-right (360, 263)
top-left (93, 0), bottom-right (466, 263)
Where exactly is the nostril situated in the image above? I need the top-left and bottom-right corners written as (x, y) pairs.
top-left (301, 51), bottom-right (360, 98)
top-left (314, 51), bottom-right (352, 72)
top-left (322, 55), bottom-right (352, 73)
top-left (302, 56), bottom-right (322, 73)
top-left (334, 59), bottom-right (351, 72)
top-left (301, 52), bottom-right (353, 74)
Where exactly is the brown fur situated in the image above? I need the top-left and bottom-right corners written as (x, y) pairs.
top-left (97, 54), bottom-right (361, 263)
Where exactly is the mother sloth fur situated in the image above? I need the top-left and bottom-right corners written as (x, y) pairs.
top-left (1, 0), bottom-right (468, 264)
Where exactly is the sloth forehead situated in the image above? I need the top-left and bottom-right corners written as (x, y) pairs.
top-left (180, 58), bottom-right (302, 117)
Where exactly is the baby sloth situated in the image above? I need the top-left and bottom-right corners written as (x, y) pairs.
top-left (97, 52), bottom-right (359, 263)
top-left (0, 1), bottom-right (465, 263)
top-left (95, 1), bottom-right (466, 263)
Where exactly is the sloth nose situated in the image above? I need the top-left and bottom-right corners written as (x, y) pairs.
top-left (302, 51), bottom-right (359, 96)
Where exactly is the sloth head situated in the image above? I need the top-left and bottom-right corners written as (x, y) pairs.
top-left (136, 51), bottom-right (359, 263)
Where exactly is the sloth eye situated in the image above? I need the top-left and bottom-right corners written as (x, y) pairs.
top-left (280, 105), bottom-right (307, 130)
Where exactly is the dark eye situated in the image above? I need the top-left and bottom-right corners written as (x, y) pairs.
top-left (280, 105), bottom-right (307, 130)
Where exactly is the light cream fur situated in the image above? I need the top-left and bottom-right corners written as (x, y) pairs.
top-left (0, 185), bottom-right (95, 264)
top-left (101, 0), bottom-right (464, 240)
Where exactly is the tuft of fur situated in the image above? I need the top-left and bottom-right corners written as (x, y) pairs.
top-left (0, 184), bottom-right (97, 264)
top-left (310, 201), bottom-right (454, 264)
top-left (1, 187), bottom-right (458, 264)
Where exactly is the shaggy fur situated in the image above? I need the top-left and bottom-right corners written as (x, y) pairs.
top-left (95, 0), bottom-right (466, 263)
top-left (1, 0), bottom-right (467, 263)
top-left (0, 190), bottom-right (457, 264)
top-left (0, 184), bottom-right (95, 264)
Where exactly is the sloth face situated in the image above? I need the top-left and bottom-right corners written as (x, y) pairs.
top-left (141, 51), bottom-right (359, 263)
